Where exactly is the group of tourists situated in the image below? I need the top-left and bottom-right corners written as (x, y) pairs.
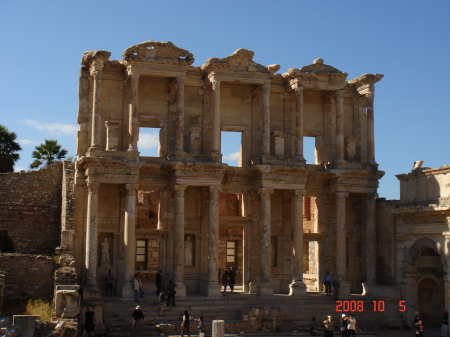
top-left (220, 266), bottom-right (236, 293)
top-left (308, 314), bottom-right (356, 336)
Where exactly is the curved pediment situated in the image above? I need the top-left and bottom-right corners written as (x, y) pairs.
top-left (201, 48), bottom-right (280, 74)
top-left (122, 40), bottom-right (194, 65)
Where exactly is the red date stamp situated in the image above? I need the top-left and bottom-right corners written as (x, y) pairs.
top-left (336, 300), bottom-right (406, 312)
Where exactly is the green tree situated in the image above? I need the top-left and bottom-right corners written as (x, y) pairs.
top-left (30, 139), bottom-right (68, 169)
top-left (0, 125), bottom-right (22, 173)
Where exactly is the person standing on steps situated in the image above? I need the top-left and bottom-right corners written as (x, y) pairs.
top-left (85, 307), bottom-right (96, 337)
top-left (155, 269), bottom-right (162, 295)
top-left (323, 315), bottom-right (334, 337)
top-left (180, 310), bottom-right (191, 337)
top-left (132, 305), bottom-right (145, 332)
top-left (159, 289), bottom-right (167, 316)
top-left (167, 280), bottom-right (177, 306)
top-left (309, 317), bottom-right (318, 336)
top-left (442, 308), bottom-right (449, 337)
top-left (196, 316), bottom-right (205, 337)
top-left (332, 278), bottom-right (340, 300)
top-left (414, 311), bottom-right (424, 337)
top-left (222, 269), bottom-right (230, 294)
top-left (323, 271), bottom-right (333, 296)
top-left (134, 273), bottom-right (144, 302)
top-left (229, 266), bottom-right (236, 293)
top-left (340, 313), bottom-right (348, 337)
top-left (346, 314), bottom-right (356, 337)
top-left (105, 269), bottom-right (114, 297)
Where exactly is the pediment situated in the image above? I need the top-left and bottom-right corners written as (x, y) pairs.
top-left (283, 58), bottom-right (348, 83)
top-left (122, 40), bottom-right (194, 65)
top-left (201, 48), bottom-right (280, 74)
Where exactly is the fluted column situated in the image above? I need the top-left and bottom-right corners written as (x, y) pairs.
top-left (366, 92), bottom-right (375, 162)
top-left (335, 90), bottom-right (345, 161)
top-left (294, 87), bottom-right (304, 159)
top-left (258, 188), bottom-right (274, 295)
top-left (175, 76), bottom-right (186, 153)
top-left (173, 185), bottom-right (187, 296)
top-left (262, 81), bottom-right (271, 156)
top-left (206, 186), bottom-right (222, 296)
top-left (128, 72), bottom-right (139, 152)
top-left (336, 191), bottom-right (350, 295)
top-left (211, 80), bottom-right (221, 154)
top-left (289, 190), bottom-right (307, 296)
top-left (443, 232), bottom-right (450, 314)
top-left (365, 193), bottom-right (377, 283)
top-left (85, 181), bottom-right (99, 289)
top-left (90, 69), bottom-right (104, 150)
top-left (122, 183), bottom-right (138, 297)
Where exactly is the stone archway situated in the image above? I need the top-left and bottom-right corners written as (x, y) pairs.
top-left (417, 276), bottom-right (444, 325)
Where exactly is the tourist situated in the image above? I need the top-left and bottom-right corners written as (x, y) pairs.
top-left (222, 270), bottom-right (230, 293)
top-left (414, 311), bottom-right (424, 337)
top-left (332, 278), bottom-right (339, 300)
top-left (229, 266), bottom-right (236, 292)
top-left (167, 280), bottom-right (177, 306)
top-left (85, 307), bottom-right (96, 337)
top-left (346, 314), bottom-right (356, 337)
top-left (309, 317), bottom-right (318, 336)
top-left (105, 269), bottom-right (114, 296)
top-left (323, 315), bottom-right (334, 336)
top-left (155, 269), bottom-right (162, 295)
top-left (181, 310), bottom-right (191, 337)
top-left (132, 305), bottom-right (145, 332)
top-left (442, 309), bottom-right (449, 337)
top-left (323, 271), bottom-right (332, 296)
top-left (134, 273), bottom-right (144, 301)
top-left (196, 316), bottom-right (205, 337)
top-left (340, 314), bottom-right (348, 336)
top-left (159, 289), bottom-right (167, 316)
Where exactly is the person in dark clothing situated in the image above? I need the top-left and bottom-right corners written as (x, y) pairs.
top-left (309, 316), bottom-right (318, 336)
top-left (414, 311), bottom-right (424, 337)
top-left (229, 266), bottom-right (236, 292)
top-left (340, 314), bottom-right (348, 337)
top-left (332, 279), bottom-right (340, 300)
top-left (323, 271), bottom-right (332, 296)
top-left (155, 269), bottom-right (162, 294)
top-left (167, 280), bottom-right (177, 306)
top-left (105, 269), bottom-right (114, 296)
top-left (159, 289), bottom-right (167, 316)
top-left (442, 308), bottom-right (449, 337)
top-left (181, 310), bottom-right (191, 337)
top-left (132, 305), bottom-right (145, 332)
top-left (85, 307), bottom-right (95, 337)
top-left (222, 270), bottom-right (230, 293)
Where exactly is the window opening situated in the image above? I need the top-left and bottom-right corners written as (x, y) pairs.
top-left (138, 127), bottom-right (160, 157)
top-left (221, 131), bottom-right (242, 167)
top-left (226, 241), bottom-right (237, 269)
top-left (303, 136), bottom-right (317, 164)
top-left (136, 239), bottom-right (147, 269)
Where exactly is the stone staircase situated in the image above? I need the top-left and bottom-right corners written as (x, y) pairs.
top-left (103, 291), bottom-right (385, 336)
top-left (0, 317), bottom-right (20, 337)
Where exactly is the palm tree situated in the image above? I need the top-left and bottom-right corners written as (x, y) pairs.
top-left (0, 124), bottom-right (22, 173)
top-left (30, 139), bottom-right (68, 169)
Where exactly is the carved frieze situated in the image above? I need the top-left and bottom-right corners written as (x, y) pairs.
top-left (122, 40), bottom-right (194, 65)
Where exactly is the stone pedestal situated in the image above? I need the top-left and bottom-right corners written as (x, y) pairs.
top-left (257, 283), bottom-right (274, 296)
top-left (121, 281), bottom-right (134, 298)
top-left (288, 281), bottom-right (307, 296)
top-left (212, 320), bottom-right (225, 337)
top-left (339, 281), bottom-right (351, 296)
top-left (175, 282), bottom-right (187, 297)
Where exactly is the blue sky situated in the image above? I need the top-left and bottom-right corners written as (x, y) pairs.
top-left (0, 0), bottom-right (448, 200)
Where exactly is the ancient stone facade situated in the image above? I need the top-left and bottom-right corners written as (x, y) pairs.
top-left (72, 40), bottom-right (385, 300)
top-left (377, 164), bottom-right (450, 326)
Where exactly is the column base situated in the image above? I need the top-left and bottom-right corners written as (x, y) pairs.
top-left (206, 281), bottom-right (222, 297)
top-left (121, 281), bottom-right (134, 298)
top-left (289, 280), bottom-right (307, 296)
top-left (339, 281), bottom-right (351, 296)
top-left (257, 282), bottom-right (273, 296)
top-left (174, 282), bottom-right (187, 297)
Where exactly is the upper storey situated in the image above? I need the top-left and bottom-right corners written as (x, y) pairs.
top-left (77, 40), bottom-right (383, 169)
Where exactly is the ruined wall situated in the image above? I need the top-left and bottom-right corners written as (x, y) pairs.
top-left (0, 163), bottom-right (63, 254)
top-left (1, 253), bottom-right (57, 301)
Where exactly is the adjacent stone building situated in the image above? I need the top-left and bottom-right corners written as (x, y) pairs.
top-left (72, 40), bottom-right (384, 299)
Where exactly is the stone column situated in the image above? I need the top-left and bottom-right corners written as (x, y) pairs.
top-left (335, 90), bottom-right (345, 161)
top-left (122, 183), bottom-right (138, 298)
top-left (289, 190), bottom-right (307, 296)
top-left (366, 92), bottom-right (375, 163)
top-left (128, 72), bottom-right (139, 152)
top-left (294, 87), bottom-right (304, 160)
top-left (173, 185), bottom-right (187, 296)
top-left (258, 188), bottom-right (274, 295)
top-left (175, 75), bottom-right (186, 153)
top-left (262, 81), bottom-right (271, 156)
top-left (85, 181), bottom-right (99, 290)
top-left (90, 68), bottom-right (104, 150)
top-left (211, 80), bottom-right (221, 154)
top-left (444, 232), bottom-right (450, 315)
top-left (335, 191), bottom-right (350, 295)
top-left (206, 186), bottom-right (222, 296)
top-left (366, 193), bottom-right (377, 283)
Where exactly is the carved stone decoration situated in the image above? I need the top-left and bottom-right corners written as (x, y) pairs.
top-left (346, 137), bottom-right (357, 161)
top-left (184, 234), bottom-right (194, 266)
top-left (100, 237), bottom-right (112, 268)
top-left (122, 41), bottom-right (194, 65)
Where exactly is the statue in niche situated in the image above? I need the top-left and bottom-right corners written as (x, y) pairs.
top-left (346, 137), bottom-right (357, 160)
top-left (184, 236), bottom-right (194, 266)
top-left (101, 238), bottom-right (111, 268)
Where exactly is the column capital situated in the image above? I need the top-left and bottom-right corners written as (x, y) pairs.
top-left (125, 184), bottom-right (139, 194)
top-left (211, 80), bottom-right (220, 91)
top-left (209, 186), bottom-right (222, 197)
top-left (173, 184), bottom-right (187, 196)
top-left (365, 92), bottom-right (375, 101)
top-left (259, 188), bottom-right (274, 199)
top-left (335, 191), bottom-right (348, 202)
top-left (366, 192), bottom-right (377, 203)
top-left (293, 189), bottom-right (305, 200)
top-left (127, 68), bottom-right (140, 80)
top-left (335, 89), bottom-right (344, 98)
top-left (177, 75), bottom-right (187, 84)
top-left (86, 180), bottom-right (99, 195)
top-left (262, 81), bottom-right (271, 94)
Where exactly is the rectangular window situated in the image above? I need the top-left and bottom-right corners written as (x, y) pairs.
top-left (136, 239), bottom-right (147, 269)
top-left (138, 127), bottom-right (160, 157)
top-left (221, 131), bottom-right (242, 167)
top-left (303, 136), bottom-right (317, 164)
top-left (226, 241), bottom-right (237, 269)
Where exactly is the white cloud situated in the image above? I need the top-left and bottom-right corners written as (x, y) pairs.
top-left (14, 166), bottom-right (27, 172)
top-left (18, 139), bottom-right (39, 146)
top-left (223, 151), bottom-right (240, 162)
top-left (138, 132), bottom-right (159, 150)
top-left (21, 120), bottom-right (77, 136)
